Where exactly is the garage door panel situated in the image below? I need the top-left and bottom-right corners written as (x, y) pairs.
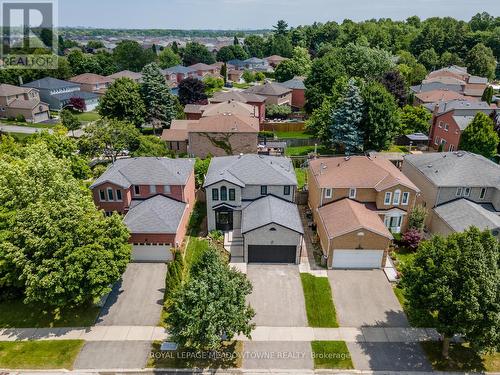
top-left (332, 249), bottom-right (383, 269)
top-left (132, 245), bottom-right (172, 263)
top-left (248, 245), bottom-right (296, 264)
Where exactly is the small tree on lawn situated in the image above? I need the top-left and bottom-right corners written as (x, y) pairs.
top-left (481, 86), bottom-right (494, 105)
top-left (330, 78), bottom-right (364, 154)
top-left (242, 70), bottom-right (255, 83)
top-left (141, 63), bottom-right (177, 135)
top-left (69, 97), bottom-right (86, 112)
top-left (408, 205), bottom-right (428, 232)
top-left (60, 109), bottom-right (81, 136)
top-left (460, 112), bottom-right (499, 158)
top-left (401, 227), bottom-right (500, 359)
top-left (167, 247), bottom-right (255, 350)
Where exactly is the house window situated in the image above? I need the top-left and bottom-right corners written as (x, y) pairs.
top-left (402, 192), bottom-right (409, 205)
top-left (440, 138), bottom-right (446, 145)
top-left (134, 185), bottom-right (140, 195)
top-left (261, 186), bottom-right (267, 195)
top-left (116, 190), bottom-right (122, 201)
top-left (456, 187), bottom-right (463, 196)
top-left (107, 188), bottom-right (114, 201)
top-left (444, 123), bottom-right (449, 131)
top-left (349, 188), bottom-right (356, 199)
top-left (384, 192), bottom-right (392, 205)
top-left (220, 186), bottom-right (228, 200)
top-left (438, 121), bottom-right (443, 128)
top-left (229, 188), bottom-right (235, 201)
top-left (449, 144), bottom-right (455, 152)
top-left (464, 187), bottom-right (471, 197)
top-left (393, 190), bottom-right (401, 205)
top-left (164, 185), bottom-right (171, 194)
top-left (434, 136), bottom-right (439, 145)
top-left (99, 190), bottom-right (106, 201)
top-left (150, 185), bottom-right (156, 194)
top-left (324, 188), bottom-right (332, 199)
top-left (284, 185), bottom-right (291, 195)
top-left (480, 188), bottom-right (487, 200)
top-left (212, 188), bottom-right (219, 201)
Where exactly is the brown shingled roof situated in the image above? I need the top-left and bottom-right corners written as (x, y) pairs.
top-left (192, 113), bottom-right (259, 133)
top-left (414, 89), bottom-right (471, 103)
top-left (69, 73), bottom-right (112, 85)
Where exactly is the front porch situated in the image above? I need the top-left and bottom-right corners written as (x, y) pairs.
top-left (224, 229), bottom-right (244, 262)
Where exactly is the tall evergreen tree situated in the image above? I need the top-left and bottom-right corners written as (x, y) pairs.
top-left (330, 79), bottom-right (364, 154)
top-left (233, 36), bottom-right (239, 45)
top-left (141, 63), bottom-right (176, 135)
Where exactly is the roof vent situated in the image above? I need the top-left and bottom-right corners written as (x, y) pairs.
top-left (427, 164), bottom-right (433, 168)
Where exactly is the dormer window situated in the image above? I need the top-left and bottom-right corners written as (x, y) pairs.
top-left (116, 190), bottom-right (122, 201)
top-left (284, 185), bottom-right (290, 196)
top-left (134, 185), bottom-right (140, 195)
top-left (480, 188), bottom-right (487, 200)
top-left (261, 186), bottom-right (267, 195)
top-left (349, 188), bottom-right (356, 199)
top-left (99, 190), bottom-right (106, 201)
top-left (324, 188), bottom-right (332, 199)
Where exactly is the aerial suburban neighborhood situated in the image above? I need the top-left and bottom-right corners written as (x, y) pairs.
top-left (0, 1), bottom-right (499, 374)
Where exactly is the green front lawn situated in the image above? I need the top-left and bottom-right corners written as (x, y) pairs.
top-left (275, 131), bottom-right (314, 139)
top-left (231, 82), bottom-right (251, 89)
top-left (384, 145), bottom-right (410, 153)
top-left (421, 341), bottom-right (500, 372)
top-left (311, 341), bottom-right (353, 369)
top-left (148, 341), bottom-right (242, 369)
top-left (300, 274), bottom-right (338, 327)
top-left (0, 300), bottom-right (100, 328)
top-left (295, 167), bottom-right (306, 190)
top-left (0, 340), bottom-right (84, 369)
top-left (75, 111), bottom-right (100, 122)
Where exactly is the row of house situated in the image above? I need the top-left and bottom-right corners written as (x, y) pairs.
top-left (89, 149), bottom-right (500, 268)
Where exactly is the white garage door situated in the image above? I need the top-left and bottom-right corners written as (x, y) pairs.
top-left (131, 244), bottom-right (173, 263)
top-left (332, 249), bottom-right (384, 269)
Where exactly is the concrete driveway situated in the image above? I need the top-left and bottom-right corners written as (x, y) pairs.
top-left (328, 270), bottom-right (409, 327)
top-left (74, 341), bottom-right (151, 369)
top-left (96, 263), bottom-right (167, 326)
top-left (247, 265), bottom-right (307, 327)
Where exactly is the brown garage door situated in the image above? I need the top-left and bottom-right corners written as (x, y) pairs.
top-left (248, 245), bottom-right (296, 263)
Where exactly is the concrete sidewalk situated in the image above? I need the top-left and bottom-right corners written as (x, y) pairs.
top-left (0, 326), bottom-right (441, 343)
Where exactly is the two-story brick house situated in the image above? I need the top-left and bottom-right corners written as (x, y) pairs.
top-left (308, 156), bottom-right (420, 269)
top-left (402, 151), bottom-right (500, 238)
top-left (203, 154), bottom-right (303, 264)
top-left (428, 100), bottom-right (496, 152)
top-left (0, 84), bottom-right (50, 122)
top-left (90, 157), bottom-right (195, 262)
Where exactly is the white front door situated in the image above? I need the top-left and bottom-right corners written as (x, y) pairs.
top-left (384, 215), bottom-right (403, 233)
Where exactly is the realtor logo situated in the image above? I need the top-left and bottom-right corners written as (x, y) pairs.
top-left (0, 0), bottom-right (58, 69)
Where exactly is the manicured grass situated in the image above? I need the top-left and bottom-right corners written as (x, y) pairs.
top-left (285, 145), bottom-right (331, 156)
top-left (311, 341), bottom-right (354, 369)
top-left (0, 340), bottom-right (84, 369)
top-left (0, 300), bottom-right (100, 328)
top-left (421, 341), bottom-right (500, 372)
top-left (75, 111), bottom-right (100, 122)
top-left (300, 274), bottom-right (338, 327)
top-left (384, 145), bottom-right (410, 153)
top-left (148, 341), bottom-right (242, 369)
top-left (391, 247), bottom-right (416, 272)
top-left (231, 82), bottom-right (251, 89)
top-left (295, 167), bottom-right (306, 190)
top-left (275, 131), bottom-right (314, 139)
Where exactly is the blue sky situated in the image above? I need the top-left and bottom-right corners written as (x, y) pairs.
top-left (59, 0), bottom-right (500, 29)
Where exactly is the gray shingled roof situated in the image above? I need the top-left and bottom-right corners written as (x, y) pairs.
top-left (468, 76), bottom-right (488, 84)
top-left (203, 154), bottom-right (297, 188)
top-left (23, 77), bottom-right (79, 90)
top-left (403, 152), bottom-right (500, 187)
top-left (410, 82), bottom-right (463, 94)
top-left (90, 157), bottom-right (195, 189)
top-left (433, 199), bottom-right (500, 233)
top-left (124, 195), bottom-right (186, 234)
top-left (281, 77), bottom-right (306, 90)
top-left (241, 195), bottom-right (303, 234)
top-left (452, 115), bottom-right (475, 130)
top-left (163, 65), bottom-right (196, 74)
top-left (244, 82), bottom-right (291, 96)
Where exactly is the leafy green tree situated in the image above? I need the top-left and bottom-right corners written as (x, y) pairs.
top-left (178, 77), bottom-right (207, 106)
top-left (60, 109), bottom-right (81, 136)
top-left (194, 157), bottom-right (211, 188)
top-left (98, 78), bottom-right (146, 127)
top-left (203, 76), bottom-right (224, 96)
top-left (440, 51), bottom-right (463, 67)
top-left (273, 20), bottom-right (289, 36)
top-left (360, 81), bottom-right (400, 151)
top-left (481, 86), bottom-right (494, 105)
top-left (266, 104), bottom-right (292, 119)
top-left (400, 105), bottom-right (432, 134)
top-left (141, 63), bottom-right (177, 134)
top-left (341, 43), bottom-right (395, 79)
top-left (167, 247), bottom-right (254, 350)
top-left (233, 36), bottom-right (239, 45)
top-left (459, 112), bottom-right (499, 158)
top-left (216, 45), bottom-right (248, 62)
top-left (379, 71), bottom-right (408, 107)
top-left (242, 70), bottom-right (255, 83)
top-left (220, 63), bottom-right (228, 83)
top-left (330, 79), bottom-right (364, 154)
top-left (131, 135), bottom-right (169, 157)
top-left (466, 43), bottom-right (497, 80)
top-left (274, 47), bottom-right (311, 82)
top-left (418, 48), bottom-right (439, 70)
top-left (401, 227), bottom-right (500, 358)
top-left (408, 205), bottom-right (428, 232)
top-left (0, 143), bottom-right (130, 307)
top-left (182, 42), bottom-right (215, 65)
top-left (87, 40), bottom-right (105, 49)
top-left (113, 40), bottom-right (156, 72)
top-left (79, 119), bottom-right (141, 162)
top-left (158, 47), bottom-right (181, 69)
top-left (243, 35), bottom-right (266, 58)
top-left (266, 34), bottom-right (293, 58)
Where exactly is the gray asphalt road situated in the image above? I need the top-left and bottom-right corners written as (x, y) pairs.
top-left (247, 265), bottom-right (307, 327)
top-left (96, 263), bottom-right (167, 326)
top-left (0, 124), bottom-right (52, 134)
top-left (73, 341), bottom-right (152, 369)
top-left (242, 341), bottom-right (313, 370)
top-left (329, 270), bottom-right (409, 327)
top-left (347, 342), bottom-right (432, 371)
